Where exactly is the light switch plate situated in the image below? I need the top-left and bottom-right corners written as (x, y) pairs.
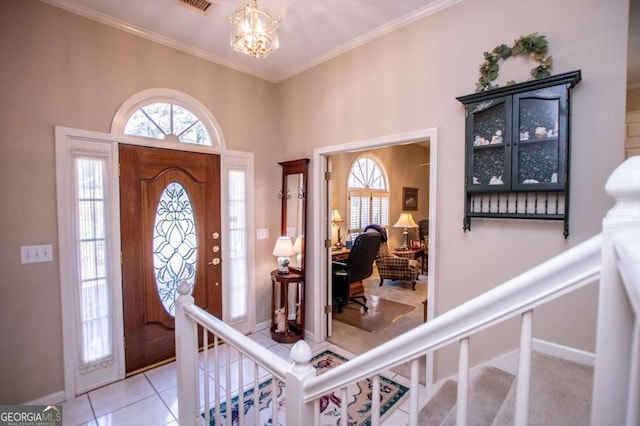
top-left (21, 244), bottom-right (53, 264)
top-left (256, 228), bottom-right (269, 240)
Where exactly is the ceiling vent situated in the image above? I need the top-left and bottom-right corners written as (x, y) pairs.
top-left (178, 0), bottom-right (215, 13)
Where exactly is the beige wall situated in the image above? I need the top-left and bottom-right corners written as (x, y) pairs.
top-left (329, 144), bottom-right (430, 249)
top-left (0, 0), bottom-right (629, 402)
top-left (0, 0), bottom-right (281, 403)
top-left (278, 0), bottom-right (628, 379)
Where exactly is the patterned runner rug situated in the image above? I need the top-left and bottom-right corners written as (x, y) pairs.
top-left (204, 349), bottom-right (409, 425)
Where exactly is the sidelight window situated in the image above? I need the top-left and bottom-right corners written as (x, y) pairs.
top-left (73, 152), bottom-right (114, 367)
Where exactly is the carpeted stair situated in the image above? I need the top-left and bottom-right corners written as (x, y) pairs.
top-left (418, 352), bottom-right (593, 425)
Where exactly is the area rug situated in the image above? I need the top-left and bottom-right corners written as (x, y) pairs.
top-left (203, 350), bottom-right (409, 425)
top-left (333, 294), bottom-right (415, 333)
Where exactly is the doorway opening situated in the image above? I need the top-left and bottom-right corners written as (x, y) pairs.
top-left (310, 128), bottom-right (438, 383)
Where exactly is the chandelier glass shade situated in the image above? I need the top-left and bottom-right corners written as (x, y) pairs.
top-left (230, 0), bottom-right (280, 58)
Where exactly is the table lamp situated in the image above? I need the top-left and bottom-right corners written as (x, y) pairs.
top-left (272, 236), bottom-right (295, 274)
top-left (393, 212), bottom-right (418, 250)
top-left (331, 209), bottom-right (344, 248)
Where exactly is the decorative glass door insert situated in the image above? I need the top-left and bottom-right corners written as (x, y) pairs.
top-left (152, 182), bottom-right (197, 317)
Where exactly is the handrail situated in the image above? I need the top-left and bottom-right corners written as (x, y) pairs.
top-left (175, 156), bottom-right (640, 425)
top-left (303, 233), bottom-right (601, 400)
top-left (183, 304), bottom-right (291, 380)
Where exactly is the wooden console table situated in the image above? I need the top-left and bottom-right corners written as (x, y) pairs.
top-left (270, 269), bottom-right (304, 343)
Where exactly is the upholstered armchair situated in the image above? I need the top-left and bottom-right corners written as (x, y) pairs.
top-left (375, 242), bottom-right (419, 290)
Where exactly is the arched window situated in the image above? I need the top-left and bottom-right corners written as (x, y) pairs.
top-left (347, 154), bottom-right (390, 233)
top-left (124, 102), bottom-right (211, 145)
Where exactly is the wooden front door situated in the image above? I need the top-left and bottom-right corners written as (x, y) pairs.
top-left (120, 144), bottom-right (222, 374)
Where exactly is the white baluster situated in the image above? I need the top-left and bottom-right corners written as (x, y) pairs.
top-left (371, 375), bottom-right (381, 426)
top-left (409, 359), bottom-right (419, 426)
top-left (272, 376), bottom-right (278, 425)
top-left (456, 337), bottom-right (469, 426)
top-left (214, 335), bottom-right (221, 426)
top-left (238, 353), bottom-right (245, 425)
top-left (203, 328), bottom-right (210, 425)
top-left (340, 387), bottom-right (348, 425)
top-left (225, 344), bottom-right (232, 423)
top-left (254, 363), bottom-right (260, 426)
top-left (514, 310), bottom-right (533, 426)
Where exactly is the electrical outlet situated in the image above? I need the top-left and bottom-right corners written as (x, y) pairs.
top-left (256, 228), bottom-right (269, 240)
top-left (21, 244), bottom-right (53, 264)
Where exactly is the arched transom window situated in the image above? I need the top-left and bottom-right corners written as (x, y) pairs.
top-left (124, 102), bottom-right (211, 145)
top-left (347, 155), bottom-right (390, 233)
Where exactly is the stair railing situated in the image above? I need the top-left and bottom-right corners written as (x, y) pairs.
top-left (175, 156), bottom-right (640, 426)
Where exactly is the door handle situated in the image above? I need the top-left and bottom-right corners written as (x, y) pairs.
top-left (209, 258), bottom-right (221, 266)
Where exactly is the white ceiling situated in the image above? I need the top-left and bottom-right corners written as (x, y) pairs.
top-left (42, 0), bottom-right (459, 82)
top-left (42, 0), bottom-right (639, 85)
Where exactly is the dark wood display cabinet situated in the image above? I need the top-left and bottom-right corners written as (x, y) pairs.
top-left (456, 70), bottom-right (581, 238)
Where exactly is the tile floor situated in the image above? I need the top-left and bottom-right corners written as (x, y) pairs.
top-left (61, 328), bottom-right (425, 426)
top-left (63, 329), bottom-right (426, 426)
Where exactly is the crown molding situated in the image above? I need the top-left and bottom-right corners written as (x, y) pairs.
top-left (40, 0), bottom-right (276, 82)
top-left (41, 0), bottom-right (461, 83)
top-left (271, 0), bottom-right (462, 82)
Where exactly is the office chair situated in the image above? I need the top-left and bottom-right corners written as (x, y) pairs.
top-left (332, 228), bottom-right (382, 313)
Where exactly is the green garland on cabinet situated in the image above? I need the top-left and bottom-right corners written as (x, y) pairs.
top-left (476, 33), bottom-right (553, 92)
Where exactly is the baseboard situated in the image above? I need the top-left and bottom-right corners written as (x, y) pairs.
top-left (25, 390), bottom-right (65, 405)
top-left (532, 338), bottom-right (595, 367)
top-left (304, 328), bottom-right (318, 343)
top-left (255, 319), bottom-right (320, 344)
top-left (256, 319), bottom-right (270, 332)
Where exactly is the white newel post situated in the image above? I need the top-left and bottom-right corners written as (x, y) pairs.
top-left (592, 157), bottom-right (640, 426)
top-left (176, 281), bottom-right (200, 426)
top-left (286, 340), bottom-right (316, 424)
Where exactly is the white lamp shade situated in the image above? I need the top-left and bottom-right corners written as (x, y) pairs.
top-left (393, 213), bottom-right (418, 228)
top-left (331, 209), bottom-right (344, 223)
top-left (293, 235), bottom-right (304, 253)
top-left (272, 236), bottom-right (295, 256)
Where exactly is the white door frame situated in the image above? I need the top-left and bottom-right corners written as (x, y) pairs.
top-left (57, 89), bottom-right (256, 400)
top-left (311, 127), bottom-right (438, 384)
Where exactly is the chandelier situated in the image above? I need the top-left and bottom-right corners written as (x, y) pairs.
top-left (230, 0), bottom-right (280, 58)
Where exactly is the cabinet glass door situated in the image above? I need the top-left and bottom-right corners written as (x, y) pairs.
top-left (467, 97), bottom-right (511, 191)
top-left (512, 86), bottom-right (567, 190)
